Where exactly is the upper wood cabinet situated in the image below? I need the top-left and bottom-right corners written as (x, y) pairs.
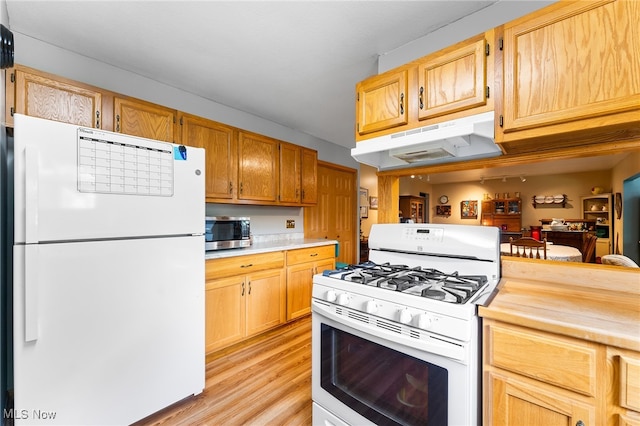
top-left (113, 96), bottom-right (176, 142)
top-left (279, 142), bottom-right (302, 204)
top-left (178, 113), bottom-right (237, 201)
top-left (356, 68), bottom-right (409, 136)
top-left (6, 65), bottom-right (104, 129)
top-left (279, 142), bottom-right (318, 206)
top-left (417, 37), bottom-right (488, 120)
top-left (238, 131), bottom-right (279, 203)
top-left (300, 148), bottom-right (318, 205)
top-left (4, 64), bottom-right (318, 206)
top-left (355, 31), bottom-right (493, 142)
top-left (497, 0), bottom-right (640, 151)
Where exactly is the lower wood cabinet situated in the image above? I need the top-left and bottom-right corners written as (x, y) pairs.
top-left (484, 320), bottom-right (597, 426)
top-left (205, 252), bottom-right (285, 354)
top-left (286, 245), bottom-right (336, 321)
top-left (606, 347), bottom-right (640, 426)
top-left (483, 319), bottom-right (640, 426)
top-left (205, 245), bottom-right (336, 354)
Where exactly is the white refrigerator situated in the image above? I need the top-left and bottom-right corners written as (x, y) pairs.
top-left (11, 114), bottom-right (205, 425)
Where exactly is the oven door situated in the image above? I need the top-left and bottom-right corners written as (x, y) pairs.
top-left (311, 300), bottom-right (480, 426)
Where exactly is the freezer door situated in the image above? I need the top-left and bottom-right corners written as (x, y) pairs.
top-left (13, 114), bottom-right (204, 243)
top-left (13, 236), bottom-right (204, 425)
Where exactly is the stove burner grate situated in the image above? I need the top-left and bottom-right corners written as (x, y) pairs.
top-left (324, 262), bottom-right (489, 304)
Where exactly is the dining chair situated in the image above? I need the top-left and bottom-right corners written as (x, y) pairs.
top-left (581, 234), bottom-right (598, 263)
top-left (510, 237), bottom-right (547, 259)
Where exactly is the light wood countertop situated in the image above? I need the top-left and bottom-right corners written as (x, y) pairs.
top-left (480, 257), bottom-right (640, 352)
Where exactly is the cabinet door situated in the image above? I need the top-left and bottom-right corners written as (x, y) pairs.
top-left (315, 258), bottom-right (336, 277)
top-left (205, 276), bottom-right (245, 354)
top-left (179, 113), bottom-right (237, 201)
top-left (488, 372), bottom-right (595, 426)
top-left (238, 131), bottom-right (279, 203)
top-left (501, 0), bottom-right (640, 134)
top-left (356, 69), bottom-right (408, 135)
top-left (301, 148), bottom-right (318, 205)
top-left (286, 263), bottom-right (314, 321)
top-left (114, 96), bottom-right (176, 142)
top-left (11, 67), bottom-right (102, 128)
top-left (279, 142), bottom-right (301, 204)
top-left (417, 38), bottom-right (487, 120)
top-left (246, 269), bottom-right (286, 337)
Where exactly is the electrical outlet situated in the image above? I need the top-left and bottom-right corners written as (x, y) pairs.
top-left (286, 219), bottom-right (295, 229)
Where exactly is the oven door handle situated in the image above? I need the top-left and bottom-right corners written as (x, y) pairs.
top-left (312, 300), bottom-right (468, 362)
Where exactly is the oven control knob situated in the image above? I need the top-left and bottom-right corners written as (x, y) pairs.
top-left (365, 300), bottom-right (378, 314)
top-left (417, 313), bottom-right (433, 330)
top-left (398, 309), bottom-right (412, 324)
top-left (337, 293), bottom-right (350, 306)
top-left (325, 290), bottom-right (337, 303)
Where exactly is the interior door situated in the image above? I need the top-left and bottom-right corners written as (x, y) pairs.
top-left (304, 162), bottom-right (357, 265)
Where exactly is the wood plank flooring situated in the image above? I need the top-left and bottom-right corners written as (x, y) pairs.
top-left (136, 315), bottom-right (313, 426)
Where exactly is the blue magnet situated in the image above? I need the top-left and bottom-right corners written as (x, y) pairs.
top-left (174, 145), bottom-right (187, 160)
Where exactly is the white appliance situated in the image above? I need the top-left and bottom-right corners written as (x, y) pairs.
top-left (312, 223), bottom-right (501, 426)
top-left (350, 111), bottom-right (501, 170)
top-left (9, 114), bottom-right (205, 425)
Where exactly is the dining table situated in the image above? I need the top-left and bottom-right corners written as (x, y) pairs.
top-left (500, 242), bottom-right (583, 262)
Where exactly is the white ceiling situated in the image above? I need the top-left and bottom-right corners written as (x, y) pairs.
top-left (5, 0), bottom-right (631, 182)
top-left (5, 0), bottom-right (497, 149)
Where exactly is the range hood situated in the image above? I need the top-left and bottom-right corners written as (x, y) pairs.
top-left (351, 111), bottom-right (501, 170)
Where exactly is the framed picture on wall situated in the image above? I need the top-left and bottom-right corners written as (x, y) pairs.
top-left (436, 205), bottom-right (451, 216)
top-left (359, 187), bottom-right (369, 218)
top-left (461, 200), bottom-right (478, 219)
top-left (369, 196), bottom-right (378, 210)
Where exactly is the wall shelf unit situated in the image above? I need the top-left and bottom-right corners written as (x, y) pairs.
top-left (531, 194), bottom-right (567, 208)
top-left (581, 193), bottom-right (613, 257)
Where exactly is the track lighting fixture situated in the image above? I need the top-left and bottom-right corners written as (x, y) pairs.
top-left (480, 175), bottom-right (527, 183)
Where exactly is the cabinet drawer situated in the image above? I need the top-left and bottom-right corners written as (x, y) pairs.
top-left (206, 251), bottom-right (284, 280)
top-left (287, 245), bottom-right (335, 266)
top-left (488, 323), bottom-right (598, 396)
top-left (619, 355), bottom-right (640, 412)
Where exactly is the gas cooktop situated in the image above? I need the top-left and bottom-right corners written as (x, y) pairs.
top-left (323, 262), bottom-right (488, 304)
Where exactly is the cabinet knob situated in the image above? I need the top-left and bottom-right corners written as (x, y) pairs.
top-left (576, 421), bottom-right (585, 426)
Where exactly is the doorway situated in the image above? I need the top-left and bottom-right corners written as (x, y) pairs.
top-left (622, 173), bottom-right (640, 263)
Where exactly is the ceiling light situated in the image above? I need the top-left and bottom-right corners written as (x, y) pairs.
top-left (411, 175), bottom-right (415, 179)
top-left (520, 176), bottom-right (527, 182)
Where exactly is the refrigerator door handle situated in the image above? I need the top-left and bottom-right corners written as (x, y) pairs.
top-left (24, 245), bottom-right (39, 342)
top-left (25, 145), bottom-right (40, 244)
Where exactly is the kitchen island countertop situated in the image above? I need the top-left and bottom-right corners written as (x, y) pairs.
top-left (480, 257), bottom-right (640, 351)
top-left (205, 238), bottom-right (338, 260)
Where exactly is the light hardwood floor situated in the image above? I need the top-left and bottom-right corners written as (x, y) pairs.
top-left (136, 316), bottom-right (313, 426)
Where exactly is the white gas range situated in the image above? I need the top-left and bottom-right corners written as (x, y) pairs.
top-left (311, 223), bottom-right (501, 426)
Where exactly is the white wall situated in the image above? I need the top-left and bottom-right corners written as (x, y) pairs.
top-left (8, 31), bottom-right (358, 237)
